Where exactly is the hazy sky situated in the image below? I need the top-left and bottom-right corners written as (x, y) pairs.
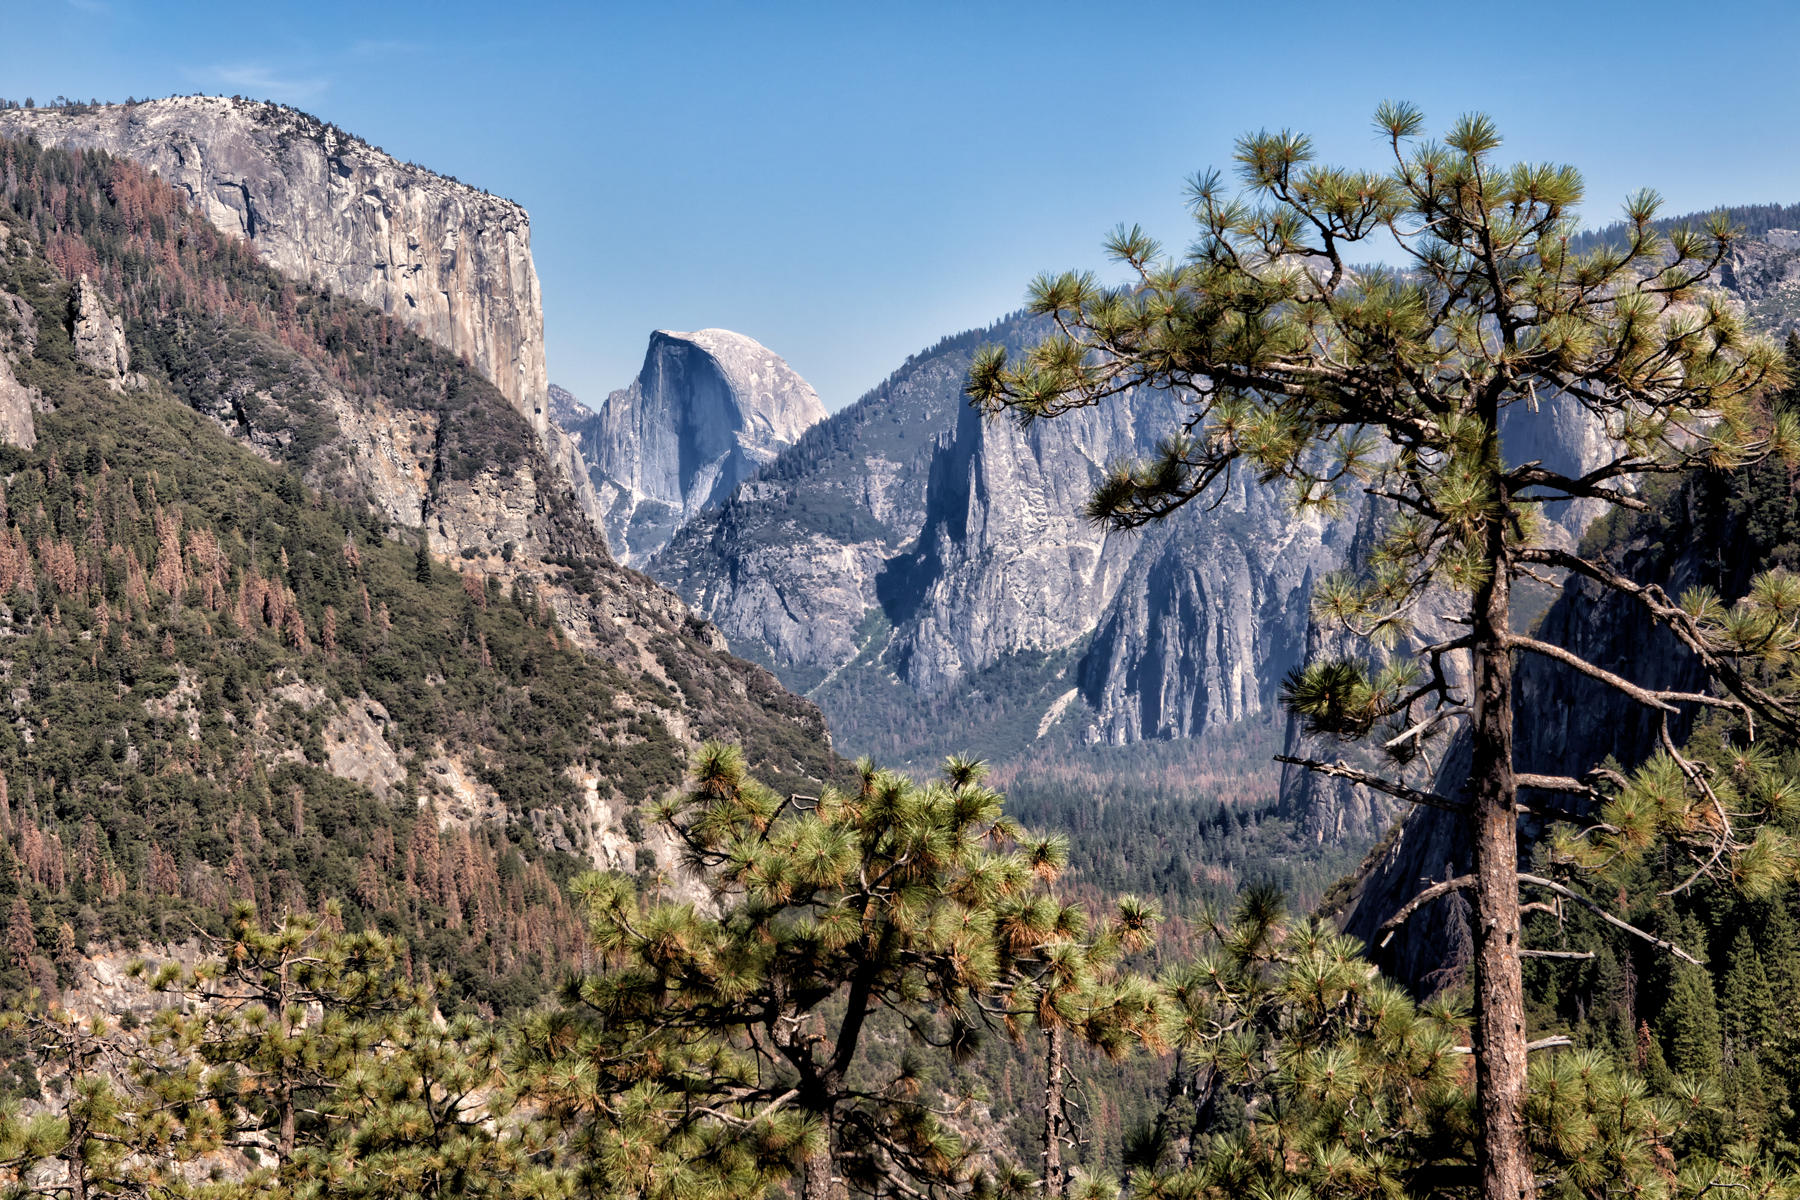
top-left (5, 0), bottom-right (1800, 409)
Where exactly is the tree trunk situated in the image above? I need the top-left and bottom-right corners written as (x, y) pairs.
top-left (1042, 1021), bottom-right (1067, 1197)
top-left (1469, 490), bottom-right (1533, 1200)
top-left (64, 1134), bottom-right (88, 1200)
top-left (278, 959), bottom-right (296, 1161)
top-left (801, 1103), bottom-right (837, 1200)
top-left (280, 1083), bottom-right (296, 1161)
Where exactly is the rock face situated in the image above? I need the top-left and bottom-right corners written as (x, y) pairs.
top-left (0, 126), bottom-right (839, 860)
top-left (1721, 228), bottom-right (1800, 336)
top-left (556, 330), bottom-right (827, 562)
top-left (651, 314), bottom-right (1354, 761)
top-left (0, 353), bottom-right (33, 449)
top-left (0, 233), bottom-right (38, 448)
top-left (648, 298), bottom-right (1634, 774)
top-left (891, 392), bottom-right (1345, 743)
top-left (0, 100), bottom-right (640, 567)
top-left (70, 275), bottom-right (129, 379)
top-left (548, 382), bottom-right (589, 427)
top-left (0, 97), bottom-right (549, 434)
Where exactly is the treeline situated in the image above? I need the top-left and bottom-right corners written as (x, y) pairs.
top-left (992, 728), bottom-right (1372, 914)
top-left (0, 383), bottom-right (647, 1013)
top-left (1568, 200), bottom-right (1800, 254)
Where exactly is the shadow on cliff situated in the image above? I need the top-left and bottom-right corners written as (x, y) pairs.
top-left (1336, 464), bottom-right (1800, 993)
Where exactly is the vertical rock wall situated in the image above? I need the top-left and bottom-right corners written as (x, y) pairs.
top-left (557, 329), bottom-right (827, 563)
top-left (0, 97), bottom-right (549, 436)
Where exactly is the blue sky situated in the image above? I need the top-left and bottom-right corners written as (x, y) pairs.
top-left (4, 0), bottom-right (1799, 409)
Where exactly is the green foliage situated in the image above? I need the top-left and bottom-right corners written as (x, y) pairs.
top-left (1122, 892), bottom-right (1795, 1199)
top-left (522, 746), bottom-right (1086, 1198)
top-left (968, 102), bottom-right (1800, 1196)
top-left (0, 906), bottom-right (568, 1199)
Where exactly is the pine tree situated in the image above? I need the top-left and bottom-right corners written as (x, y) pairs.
top-left (0, 999), bottom-right (230, 1197)
top-left (1662, 965), bottom-right (1724, 1082)
top-left (968, 105), bottom-right (1800, 1199)
top-left (982, 757), bottom-right (1163, 1198)
top-left (1127, 886), bottom-right (1469, 1195)
top-left (1721, 928), bottom-right (1778, 1070)
top-left (282, 1008), bottom-right (568, 1199)
top-left (525, 745), bottom-right (1060, 1200)
top-left (137, 901), bottom-right (420, 1173)
top-left (5, 897), bottom-right (33, 974)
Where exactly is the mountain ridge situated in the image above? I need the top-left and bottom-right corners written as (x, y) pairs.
top-left (0, 96), bottom-right (552, 438)
top-left (554, 327), bottom-right (826, 563)
top-left (0, 131), bottom-right (837, 1015)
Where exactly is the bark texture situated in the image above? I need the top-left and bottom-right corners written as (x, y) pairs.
top-left (1042, 1022), bottom-right (1067, 1197)
top-left (1469, 481), bottom-right (1532, 1200)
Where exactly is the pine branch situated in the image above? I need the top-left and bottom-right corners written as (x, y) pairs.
top-left (1272, 756), bottom-right (1464, 814)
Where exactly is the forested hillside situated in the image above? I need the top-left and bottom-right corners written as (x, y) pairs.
top-left (0, 135), bottom-right (837, 1016)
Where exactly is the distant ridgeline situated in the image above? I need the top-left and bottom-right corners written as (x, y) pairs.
top-left (0, 135), bottom-right (835, 1014)
top-left (1568, 201), bottom-right (1800, 254)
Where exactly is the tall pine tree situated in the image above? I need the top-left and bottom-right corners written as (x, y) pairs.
top-left (969, 104), bottom-right (1800, 1200)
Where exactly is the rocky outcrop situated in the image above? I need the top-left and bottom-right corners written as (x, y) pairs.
top-left (557, 330), bottom-right (827, 562)
top-left (1721, 228), bottom-right (1800, 336)
top-left (890, 390), bottom-right (1348, 742)
top-left (0, 353), bottom-right (33, 449)
top-left (70, 275), bottom-right (129, 379)
top-left (653, 322), bottom-right (1022, 699)
top-left (0, 250), bottom-right (37, 448)
top-left (0, 97), bottom-right (549, 434)
top-left (548, 382), bottom-right (588, 427)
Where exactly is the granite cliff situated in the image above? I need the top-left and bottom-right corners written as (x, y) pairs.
top-left (0, 135), bottom-right (842, 1024)
top-left (0, 97), bottom-right (550, 435)
top-left (642, 289), bottom-right (1620, 789)
top-left (650, 314), bottom-right (1355, 763)
top-left (556, 329), bottom-right (827, 562)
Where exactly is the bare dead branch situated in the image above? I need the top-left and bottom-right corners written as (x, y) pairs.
top-left (1518, 950), bottom-right (1596, 961)
top-left (1518, 874), bottom-right (1700, 966)
top-left (1274, 756), bottom-right (1466, 815)
top-left (1503, 633), bottom-right (1740, 714)
top-left (1377, 875), bottom-right (1474, 947)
